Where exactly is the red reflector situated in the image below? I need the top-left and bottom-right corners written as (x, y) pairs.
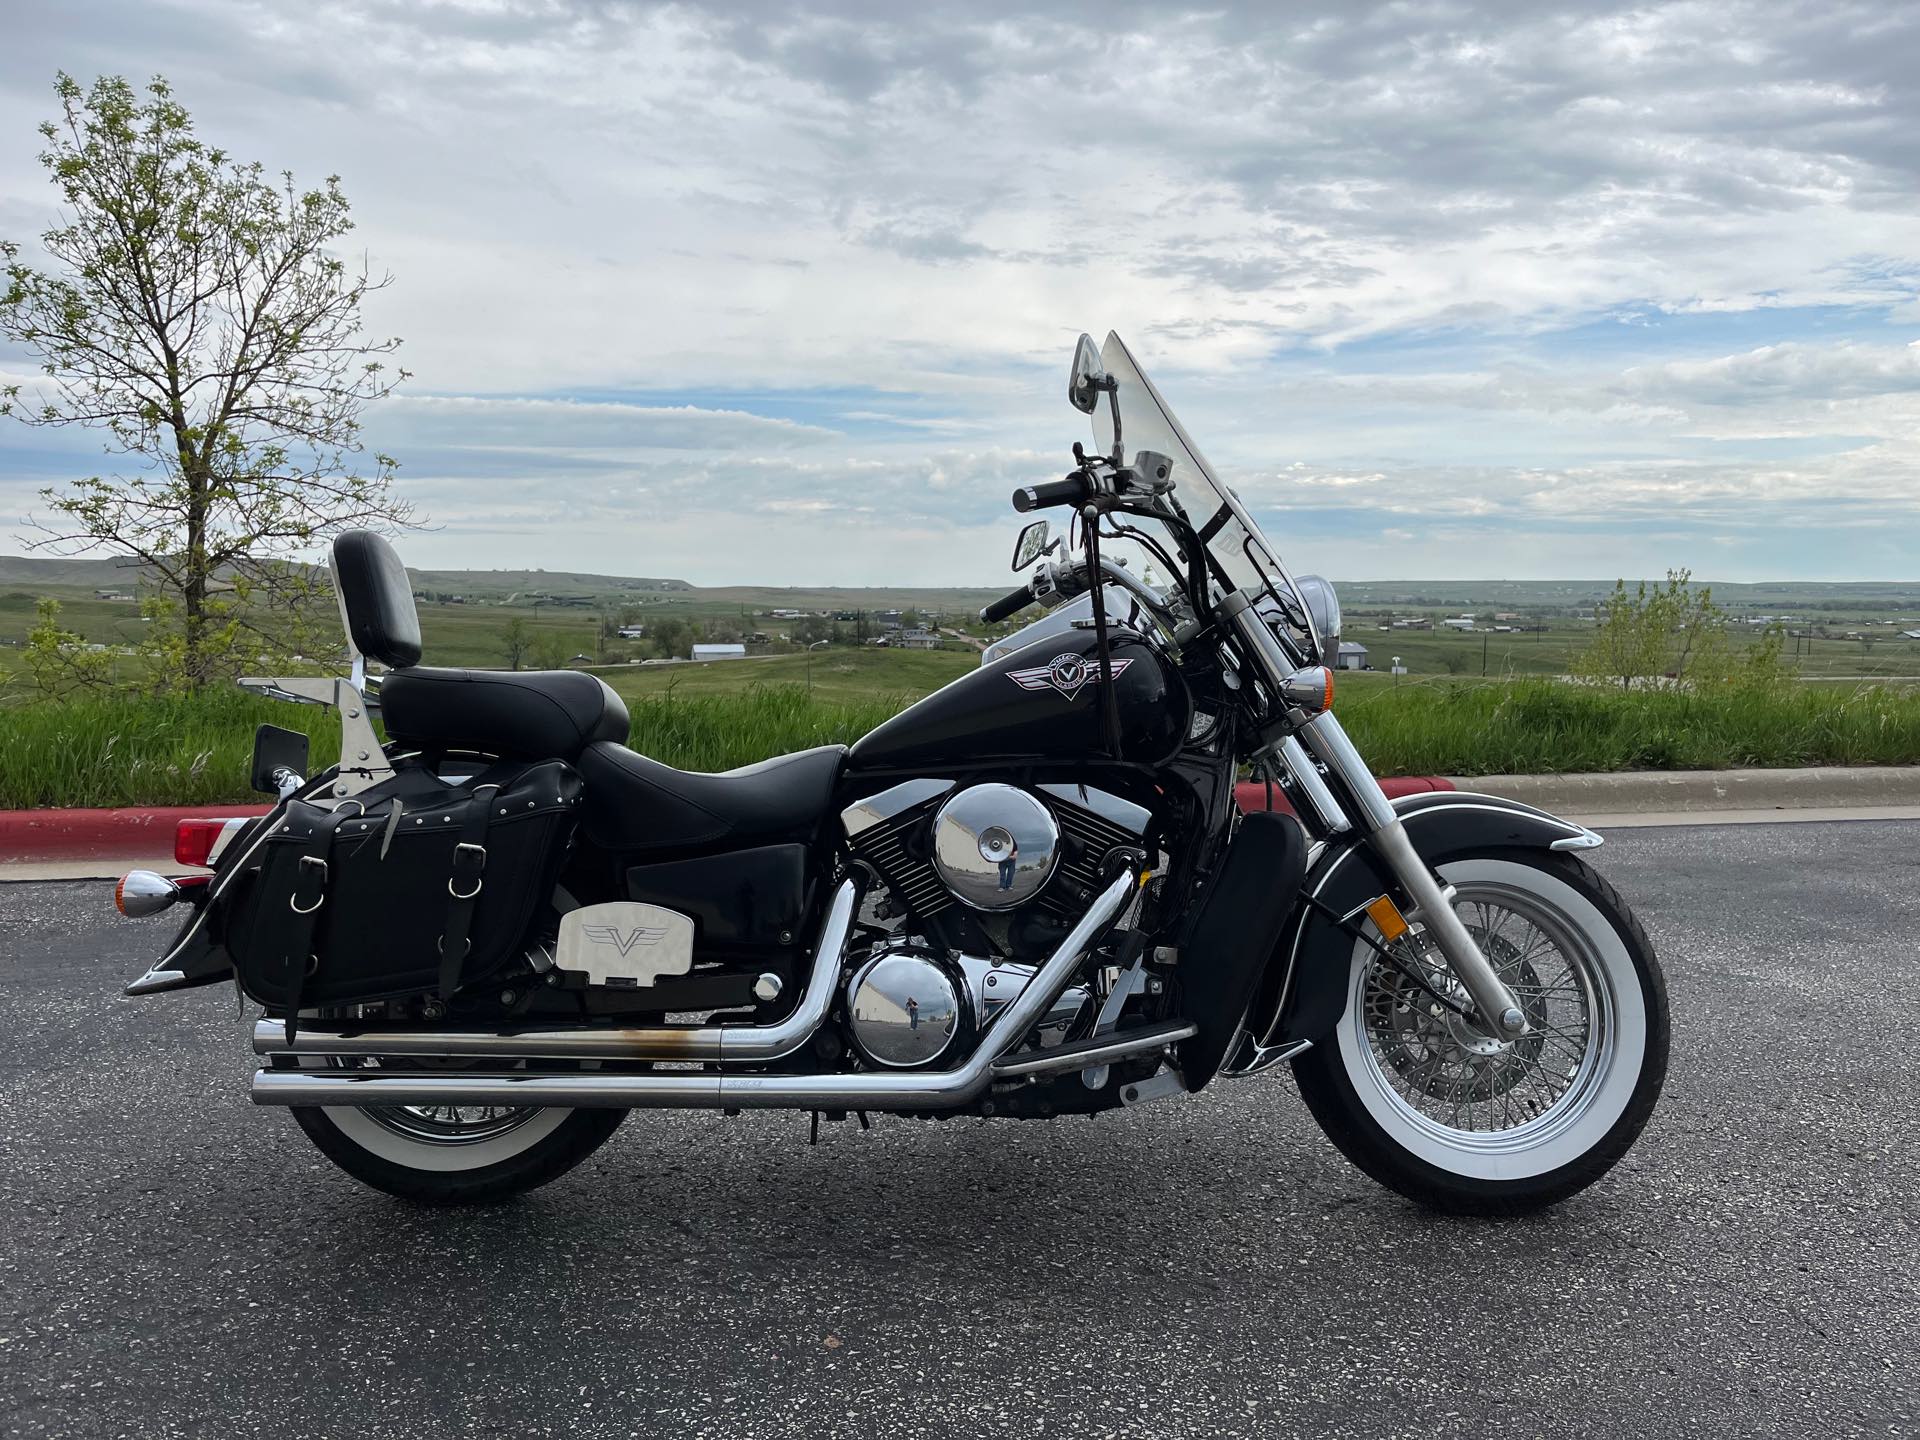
top-left (174, 819), bottom-right (228, 868)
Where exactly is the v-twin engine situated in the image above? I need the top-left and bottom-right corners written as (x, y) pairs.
top-left (842, 939), bottom-right (1094, 1069)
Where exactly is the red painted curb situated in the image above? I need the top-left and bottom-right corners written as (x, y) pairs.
top-left (1232, 774), bottom-right (1453, 819)
top-left (0, 777), bottom-right (1454, 864)
top-left (0, 804), bottom-right (271, 862)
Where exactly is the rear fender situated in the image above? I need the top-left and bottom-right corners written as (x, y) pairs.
top-left (121, 787), bottom-right (315, 996)
top-left (1248, 792), bottom-right (1601, 1049)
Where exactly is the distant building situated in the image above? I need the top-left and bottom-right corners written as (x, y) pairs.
top-left (1336, 641), bottom-right (1370, 671)
top-left (616, 625), bottom-right (647, 640)
top-left (691, 643), bottom-right (746, 661)
top-left (1902, 629), bottom-right (1920, 641)
top-left (1441, 616), bottom-right (1475, 631)
top-left (897, 629), bottom-right (940, 650)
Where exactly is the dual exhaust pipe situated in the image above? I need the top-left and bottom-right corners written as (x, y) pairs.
top-left (252, 867), bottom-right (1190, 1113)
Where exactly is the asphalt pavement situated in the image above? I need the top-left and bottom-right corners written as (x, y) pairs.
top-left (2, 821), bottom-right (1916, 1438)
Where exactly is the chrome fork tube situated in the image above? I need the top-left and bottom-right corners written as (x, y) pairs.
top-left (1296, 712), bottom-right (1526, 1036)
top-left (1275, 734), bottom-right (1350, 835)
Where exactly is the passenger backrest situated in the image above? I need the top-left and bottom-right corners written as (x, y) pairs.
top-left (331, 529), bottom-right (422, 669)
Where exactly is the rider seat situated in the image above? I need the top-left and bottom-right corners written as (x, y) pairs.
top-left (575, 742), bottom-right (846, 854)
top-left (331, 530), bottom-right (842, 848)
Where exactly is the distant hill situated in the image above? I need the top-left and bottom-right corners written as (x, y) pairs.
top-left (2, 553), bottom-right (1915, 617)
top-left (0, 554), bottom-right (150, 588)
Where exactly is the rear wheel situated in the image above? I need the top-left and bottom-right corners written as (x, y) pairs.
top-left (1293, 851), bottom-right (1668, 1215)
top-left (290, 1059), bottom-right (625, 1204)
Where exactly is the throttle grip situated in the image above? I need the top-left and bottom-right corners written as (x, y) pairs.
top-left (1012, 474), bottom-right (1092, 512)
top-left (980, 584), bottom-right (1035, 623)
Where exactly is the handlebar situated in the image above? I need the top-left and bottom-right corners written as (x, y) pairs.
top-left (1011, 474), bottom-right (1091, 513)
top-left (979, 583), bottom-right (1035, 624)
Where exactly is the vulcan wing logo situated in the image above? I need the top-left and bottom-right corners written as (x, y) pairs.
top-left (1008, 652), bottom-right (1133, 700)
top-left (582, 925), bottom-right (668, 957)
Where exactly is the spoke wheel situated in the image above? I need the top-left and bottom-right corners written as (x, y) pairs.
top-left (1357, 882), bottom-right (1611, 1154)
top-left (1293, 851), bottom-right (1669, 1214)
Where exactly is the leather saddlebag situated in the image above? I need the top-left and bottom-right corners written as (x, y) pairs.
top-left (225, 759), bottom-right (583, 1017)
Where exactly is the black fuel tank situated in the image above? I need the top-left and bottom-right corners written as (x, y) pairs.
top-left (850, 630), bottom-right (1191, 771)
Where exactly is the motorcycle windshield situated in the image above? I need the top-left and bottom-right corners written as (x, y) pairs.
top-left (1093, 331), bottom-right (1317, 655)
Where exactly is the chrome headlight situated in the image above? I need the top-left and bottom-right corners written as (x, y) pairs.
top-left (1294, 574), bottom-right (1341, 656)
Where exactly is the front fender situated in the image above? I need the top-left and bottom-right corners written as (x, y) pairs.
top-left (1246, 792), bottom-right (1601, 1049)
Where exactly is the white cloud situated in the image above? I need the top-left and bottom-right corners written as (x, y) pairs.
top-left (2, 1), bottom-right (1919, 581)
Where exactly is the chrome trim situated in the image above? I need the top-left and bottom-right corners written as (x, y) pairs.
top-left (253, 867), bottom-right (1141, 1112)
top-left (115, 870), bottom-right (181, 918)
top-left (840, 779), bottom-right (956, 840)
top-left (123, 967), bottom-right (192, 996)
top-left (1219, 1037), bottom-right (1312, 1079)
top-left (254, 878), bottom-right (860, 1064)
top-left (991, 1019), bottom-right (1195, 1079)
top-left (1550, 827), bottom-right (1605, 851)
top-left (1300, 713), bottom-right (1524, 1036)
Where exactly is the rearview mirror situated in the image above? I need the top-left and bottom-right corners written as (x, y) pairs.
top-left (1067, 333), bottom-right (1108, 414)
top-left (1012, 519), bottom-right (1052, 571)
top-left (250, 723), bottom-right (310, 797)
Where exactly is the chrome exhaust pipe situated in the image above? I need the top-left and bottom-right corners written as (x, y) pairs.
top-left (252, 866), bottom-right (1141, 1112)
top-left (252, 878), bottom-right (859, 1064)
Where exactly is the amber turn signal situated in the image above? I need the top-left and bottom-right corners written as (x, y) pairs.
top-left (114, 870), bottom-right (181, 918)
top-left (1279, 665), bottom-right (1335, 715)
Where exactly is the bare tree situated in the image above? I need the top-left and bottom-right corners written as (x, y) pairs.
top-left (1, 74), bottom-right (414, 688)
top-left (503, 617), bottom-right (531, 671)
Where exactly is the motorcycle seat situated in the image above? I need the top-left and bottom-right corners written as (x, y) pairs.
top-left (381, 667), bottom-right (631, 762)
top-left (576, 741), bottom-right (847, 854)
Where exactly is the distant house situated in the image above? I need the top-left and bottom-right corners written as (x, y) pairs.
top-left (691, 643), bottom-right (746, 661)
top-left (1902, 629), bottom-right (1920, 641)
top-left (1336, 641), bottom-right (1370, 671)
top-left (1441, 616), bottom-right (1475, 631)
top-left (896, 629), bottom-right (940, 650)
top-left (616, 625), bottom-right (647, 640)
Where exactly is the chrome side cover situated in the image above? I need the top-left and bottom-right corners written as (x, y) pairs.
top-left (555, 902), bottom-right (696, 988)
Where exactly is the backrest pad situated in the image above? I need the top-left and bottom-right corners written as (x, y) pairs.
top-left (331, 529), bottom-right (422, 669)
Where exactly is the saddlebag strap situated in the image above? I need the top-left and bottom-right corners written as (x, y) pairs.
top-left (277, 803), bottom-right (357, 1044)
top-left (437, 784), bottom-right (502, 1000)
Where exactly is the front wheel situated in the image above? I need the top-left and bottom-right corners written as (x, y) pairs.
top-left (1293, 850), bottom-right (1669, 1215)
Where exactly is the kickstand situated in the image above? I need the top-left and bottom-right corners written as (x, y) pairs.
top-left (857, 1111), bottom-right (871, 1131)
top-left (810, 1110), bottom-right (820, 1146)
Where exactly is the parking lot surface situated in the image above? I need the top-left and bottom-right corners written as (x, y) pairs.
top-left (2, 821), bottom-right (1916, 1438)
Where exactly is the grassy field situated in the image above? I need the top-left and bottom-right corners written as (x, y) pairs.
top-left (5, 666), bottom-right (1920, 809)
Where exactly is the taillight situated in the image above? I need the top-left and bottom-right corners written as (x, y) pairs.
top-left (174, 818), bottom-right (238, 868)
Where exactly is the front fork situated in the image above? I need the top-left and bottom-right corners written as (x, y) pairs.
top-left (1220, 592), bottom-right (1526, 1037)
top-left (1269, 715), bottom-right (1528, 1038)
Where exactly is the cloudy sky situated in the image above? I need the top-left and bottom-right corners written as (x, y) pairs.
top-left (3, 0), bottom-right (1918, 585)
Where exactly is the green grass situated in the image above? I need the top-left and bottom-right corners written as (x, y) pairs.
top-left (1337, 677), bottom-right (1920, 776)
top-left (5, 672), bottom-right (1920, 810)
top-left (0, 688), bottom-right (346, 810)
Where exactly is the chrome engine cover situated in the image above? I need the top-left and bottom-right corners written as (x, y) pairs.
top-left (931, 783), bottom-right (1060, 912)
top-left (845, 944), bottom-right (966, 1068)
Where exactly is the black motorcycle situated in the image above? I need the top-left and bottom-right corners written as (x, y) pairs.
top-left (119, 331), bottom-right (1669, 1213)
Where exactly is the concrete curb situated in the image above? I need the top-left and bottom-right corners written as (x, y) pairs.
top-left (1448, 765), bottom-right (1920, 816)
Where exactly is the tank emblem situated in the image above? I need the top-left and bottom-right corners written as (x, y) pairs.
top-left (1009, 652), bottom-right (1133, 700)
